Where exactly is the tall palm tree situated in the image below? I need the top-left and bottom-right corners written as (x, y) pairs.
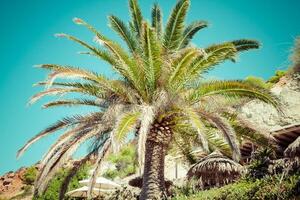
top-left (17, 0), bottom-right (280, 199)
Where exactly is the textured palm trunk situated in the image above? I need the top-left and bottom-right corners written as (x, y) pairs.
top-left (139, 120), bottom-right (172, 200)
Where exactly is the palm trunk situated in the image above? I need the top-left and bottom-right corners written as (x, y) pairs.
top-left (139, 121), bottom-right (172, 200)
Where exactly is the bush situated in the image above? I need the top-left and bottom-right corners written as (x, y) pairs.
top-left (245, 76), bottom-right (271, 89)
top-left (172, 174), bottom-right (300, 200)
top-left (33, 163), bottom-right (89, 200)
top-left (23, 166), bottom-right (38, 185)
top-left (267, 70), bottom-right (287, 84)
top-left (103, 144), bottom-right (136, 179)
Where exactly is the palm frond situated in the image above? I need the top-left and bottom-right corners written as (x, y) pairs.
top-left (151, 3), bottom-right (163, 37)
top-left (42, 99), bottom-right (102, 109)
top-left (231, 39), bottom-right (260, 52)
top-left (36, 126), bottom-right (105, 194)
top-left (183, 109), bottom-right (209, 152)
top-left (163, 0), bottom-right (190, 50)
top-left (37, 64), bottom-right (100, 87)
top-left (168, 48), bottom-right (200, 89)
top-left (128, 0), bottom-right (143, 38)
top-left (73, 18), bottom-right (146, 94)
top-left (199, 111), bottom-right (241, 161)
top-left (109, 15), bottom-right (137, 53)
top-left (141, 22), bottom-right (162, 93)
top-left (111, 111), bottom-right (140, 152)
top-left (17, 116), bottom-right (85, 158)
top-left (87, 138), bottom-right (111, 199)
top-left (178, 20), bottom-right (208, 49)
top-left (189, 80), bottom-right (281, 111)
top-left (55, 33), bottom-right (118, 67)
top-left (187, 43), bottom-right (237, 79)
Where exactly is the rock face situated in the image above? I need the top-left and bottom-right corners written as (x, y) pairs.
top-left (0, 167), bottom-right (27, 199)
top-left (240, 74), bottom-right (300, 131)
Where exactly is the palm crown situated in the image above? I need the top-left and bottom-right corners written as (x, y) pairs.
top-left (18, 0), bottom-right (280, 199)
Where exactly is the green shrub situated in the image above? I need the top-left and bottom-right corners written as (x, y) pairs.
top-left (23, 166), bottom-right (38, 185)
top-left (33, 163), bottom-right (89, 200)
top-left (103, 144), bottom-right (136, 179)
top-left (267, 70), bottom-right (287, 84)
top-left (172, 174), bottom-right (300, 200)
top-left (245, 76), bottom-right (271, 89)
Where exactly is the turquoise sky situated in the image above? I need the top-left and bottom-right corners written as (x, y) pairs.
top-left (0, 0), bottom-right (299, 175)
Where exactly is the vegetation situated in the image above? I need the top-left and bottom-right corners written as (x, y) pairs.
top-left (173, 147), bottom-right (300, 200)
top-left (267, 70), bottom-right (287, 84)
top-left (173, 174), bottom-right (300, 200)
top-left (103, 144), bottom-right (136, 179)
top-left (33, 164), bottom-right (89, 200)
top-left (244, 76), bottom-right (272, 89)
top-left (23, 166), bottom-right (38, 185)
top-left (18, 0), bottom-right (281, 199)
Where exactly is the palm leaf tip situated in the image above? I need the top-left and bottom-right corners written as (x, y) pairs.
top-left (73, 17), bottom-right (84, 25)
top-left (54, 33), bottom-right (67, 38)
top-left (164, 0), bottom-right (190, 50)
top-left (231, 39), bottom-right (260, 52)
top-left (151, 3), bottom-right (162, 36)
top-left (129, 0), bottom-right (143, 37)
top-left (178, 20), bottom-right (208, 49)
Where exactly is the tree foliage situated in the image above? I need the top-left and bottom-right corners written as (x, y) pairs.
top-left (17, 0), bottom-right (281, 198)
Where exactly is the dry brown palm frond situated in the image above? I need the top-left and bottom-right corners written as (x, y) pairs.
top-left (35, 125), bottom-right (107, 194)
top-left (284, 136), bottom-right (300, 158)
top-left (199, 111), bottom-right (241, 161)
top-left (187, 151), bottom-right (243, 188)
top-left (87, 138), bottom-right (111, 199)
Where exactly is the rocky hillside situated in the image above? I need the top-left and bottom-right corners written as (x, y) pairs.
top-left (240, 73), bottom-right (300, 131)
top-left (0, 165), bottom-right (40, 200)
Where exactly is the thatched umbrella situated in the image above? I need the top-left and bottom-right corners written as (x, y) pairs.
top-left (284, 136), bottom-right (300, 158)
top-left (187, 151), bottom-right (243, 189)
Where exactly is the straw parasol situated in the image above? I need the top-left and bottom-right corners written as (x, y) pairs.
top-left (66, 186), bottom-right (112, 198)
top-left (79, 177), bottom-right (121, 189)
top-left (284, 136), bottom-right (300, 158)
top-left (187, 151), bottom-right (243, 188)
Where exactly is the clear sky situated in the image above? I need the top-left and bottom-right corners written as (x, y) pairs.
top-left (0, 0), bottom-right (299, 175)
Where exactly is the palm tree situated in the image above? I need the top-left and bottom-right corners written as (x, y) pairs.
top-left (17, 0), bottom-right (281, 199)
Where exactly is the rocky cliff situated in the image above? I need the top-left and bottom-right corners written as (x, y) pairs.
top-left (240, 73), bottom-right (300, 131)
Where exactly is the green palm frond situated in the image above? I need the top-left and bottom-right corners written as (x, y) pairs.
top-left (141, 22), bottom-right (162, 94)
top-left (189, 80), bottom-right (281, 111)
top-left (168, 48), bottom-right (200, 89)
top-left (187, 43), bottom-right (237, 80)
top-left (178, 20), bottom-right (208, 49)
top-left (206, 130), bottom-right (232, 156)
top-left (55, 33), bottom-right (118, 67)
top-left (183, 108), bottom-right (209, 152)
top-left (111, 111), bottom-right (140, 152)
top-left (151, 3), bottom-right (163, 37)
top-left (73, 18), bottom-right (146, 93)
top-left (163, 0), bottom-right (190, 50)
top-left (129, 0), bottom-right (143, 38)
top-left (109, 15), bottom-right (137, 53)
top-left (231, 39), bottom-right (260, 52)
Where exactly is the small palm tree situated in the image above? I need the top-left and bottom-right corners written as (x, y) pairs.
top-left (18, 0), bottom-right (280, 199)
